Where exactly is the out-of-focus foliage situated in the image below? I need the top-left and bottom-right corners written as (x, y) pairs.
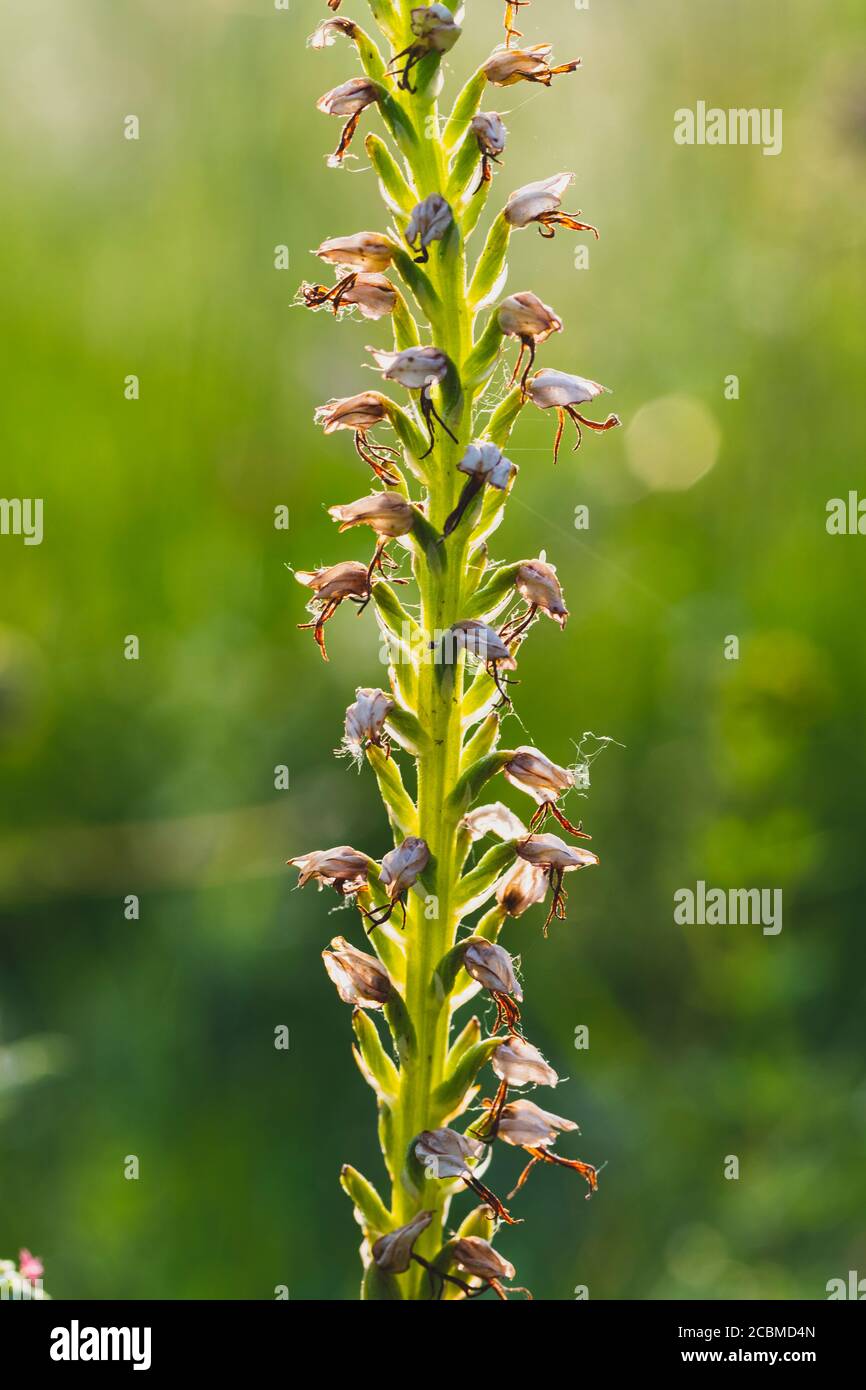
top-left (1, 0), bottom-right (864, 1299)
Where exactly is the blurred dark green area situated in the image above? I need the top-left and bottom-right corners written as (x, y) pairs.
top-left (1, 0), bottom-right (865, 1300)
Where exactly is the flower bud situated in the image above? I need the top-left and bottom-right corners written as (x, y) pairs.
top-left (406, 194), bottom-right (453, 262)
top-left (380, 836), bottom-right (430, 900)
top-left (462, 802), bottom-right (527, 843)
top-left (294, 561), bottom-right (370, 603)
top-left (483, 44), bottom-right (579, 88)
top-left (452, 1236), bottom-right (515, 1284)
top-left (328, 493), bottom-right (416, 538)
top-left (463, 939), bottom-right (522, 1001)
top-left (315, 392), bottom-right (390, 434)
top-left (411, 3), bottom-right (462, 53)
top-left (315, 232), bottom-right (394, 273)
top-left (344, 687), bottom-right (395, 756)
top-left (368, 345), bottom-right (450, 391)
top-left (516, 833), bottom-right (599, 872)
top-left (457, 443), bottom-right (516, 491)
top-left (415, 1127), bottom-right (483, 1180)
top-left (492, 1035), bottom-right (559, 1088)
top-left (496, 1098), bottom-right (578, 1148)
top-left (504, 747), bottom-right (573, 805)
top-left (287, 845), bottom-right (371, 893)
top-left (322, 936), bottom-right (394, 1008)
top-left (526, 369), bottom-right (609, 410)
top-left (372, 1211), bottom-right (432, 1274)
top-left (515, 558), bottom-right (568, 627)
top-left (505, 173), bottom-right (574, 227)
top-left (471, 112), bottom-right (507, 158)
top-left (496, 858), bottom-right (549, 917)
top-left (498, 291), bottom-right (562, 343)
top-left (317, 75), bottom-right (379, 118)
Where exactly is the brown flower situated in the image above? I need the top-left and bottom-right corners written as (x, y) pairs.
top-left (294, 561), bottom-right (372, 661)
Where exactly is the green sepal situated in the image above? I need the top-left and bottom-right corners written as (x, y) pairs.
top-left (409, 509), bottom-right (445, 575)
top-left (390, 245), bottom-right (442, 320)
top-left (463, 561), bottom-right (521, 621)
top-left (461, 663), bottom-right (498, 724)
top-left (367, 743), bottom-right (418, 838)
top-left (362, 1262), bottom-right (403, 1300)
top-left (384, 703), bottom-right (426, 756)
top-left (460, 711), bottom-right (500, 770)
top-left (384, 990), bottom-right (417, 1064)
top-left (372, 580), bottom-right (422, 647)
top-left (432, 1035), bottom-right (503, 1125)
top-left (463, 314), bottom-right (505, 394)
top-left (486, 385), bottom-right (524, 449)
top-left (448, 132), bottom-right (483, 205)
top-left (473, 904), bottom-right (506, 945)
top-left (385, 400), bottom-right (430, 480)
top-left (340, 1163), bottom-right (392, 1238)
top-left (443, 67), bottom-right (487, 153)
top-left (445, 1013), bottom-right (482, 1073)
top-left (455, 840), bottom-right (517, 913)
top-left (365, 132), bottom-right (417, 215)
top-left (392, 291), bottom-right (421, 351)
top-left (468, 212), bottom-right (511, 306)
top-left (352, 1007), bottom-right (401, 1102)
top-left (446, 750), bottom-right (512, 818)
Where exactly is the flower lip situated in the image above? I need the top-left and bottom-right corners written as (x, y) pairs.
top-left (492, 1035), bottom-right (559, 1088)
top-left (322, 936), bottom-right (394, 1008)
top-left (372, 1211), bottom-right (433, 1274)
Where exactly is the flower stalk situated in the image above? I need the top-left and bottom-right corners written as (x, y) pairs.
top-left (290, 0), bottom-right (621, 1300)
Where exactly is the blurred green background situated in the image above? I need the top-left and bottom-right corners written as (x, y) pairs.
top-left (1, 0), bottom-right (865, 1300)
